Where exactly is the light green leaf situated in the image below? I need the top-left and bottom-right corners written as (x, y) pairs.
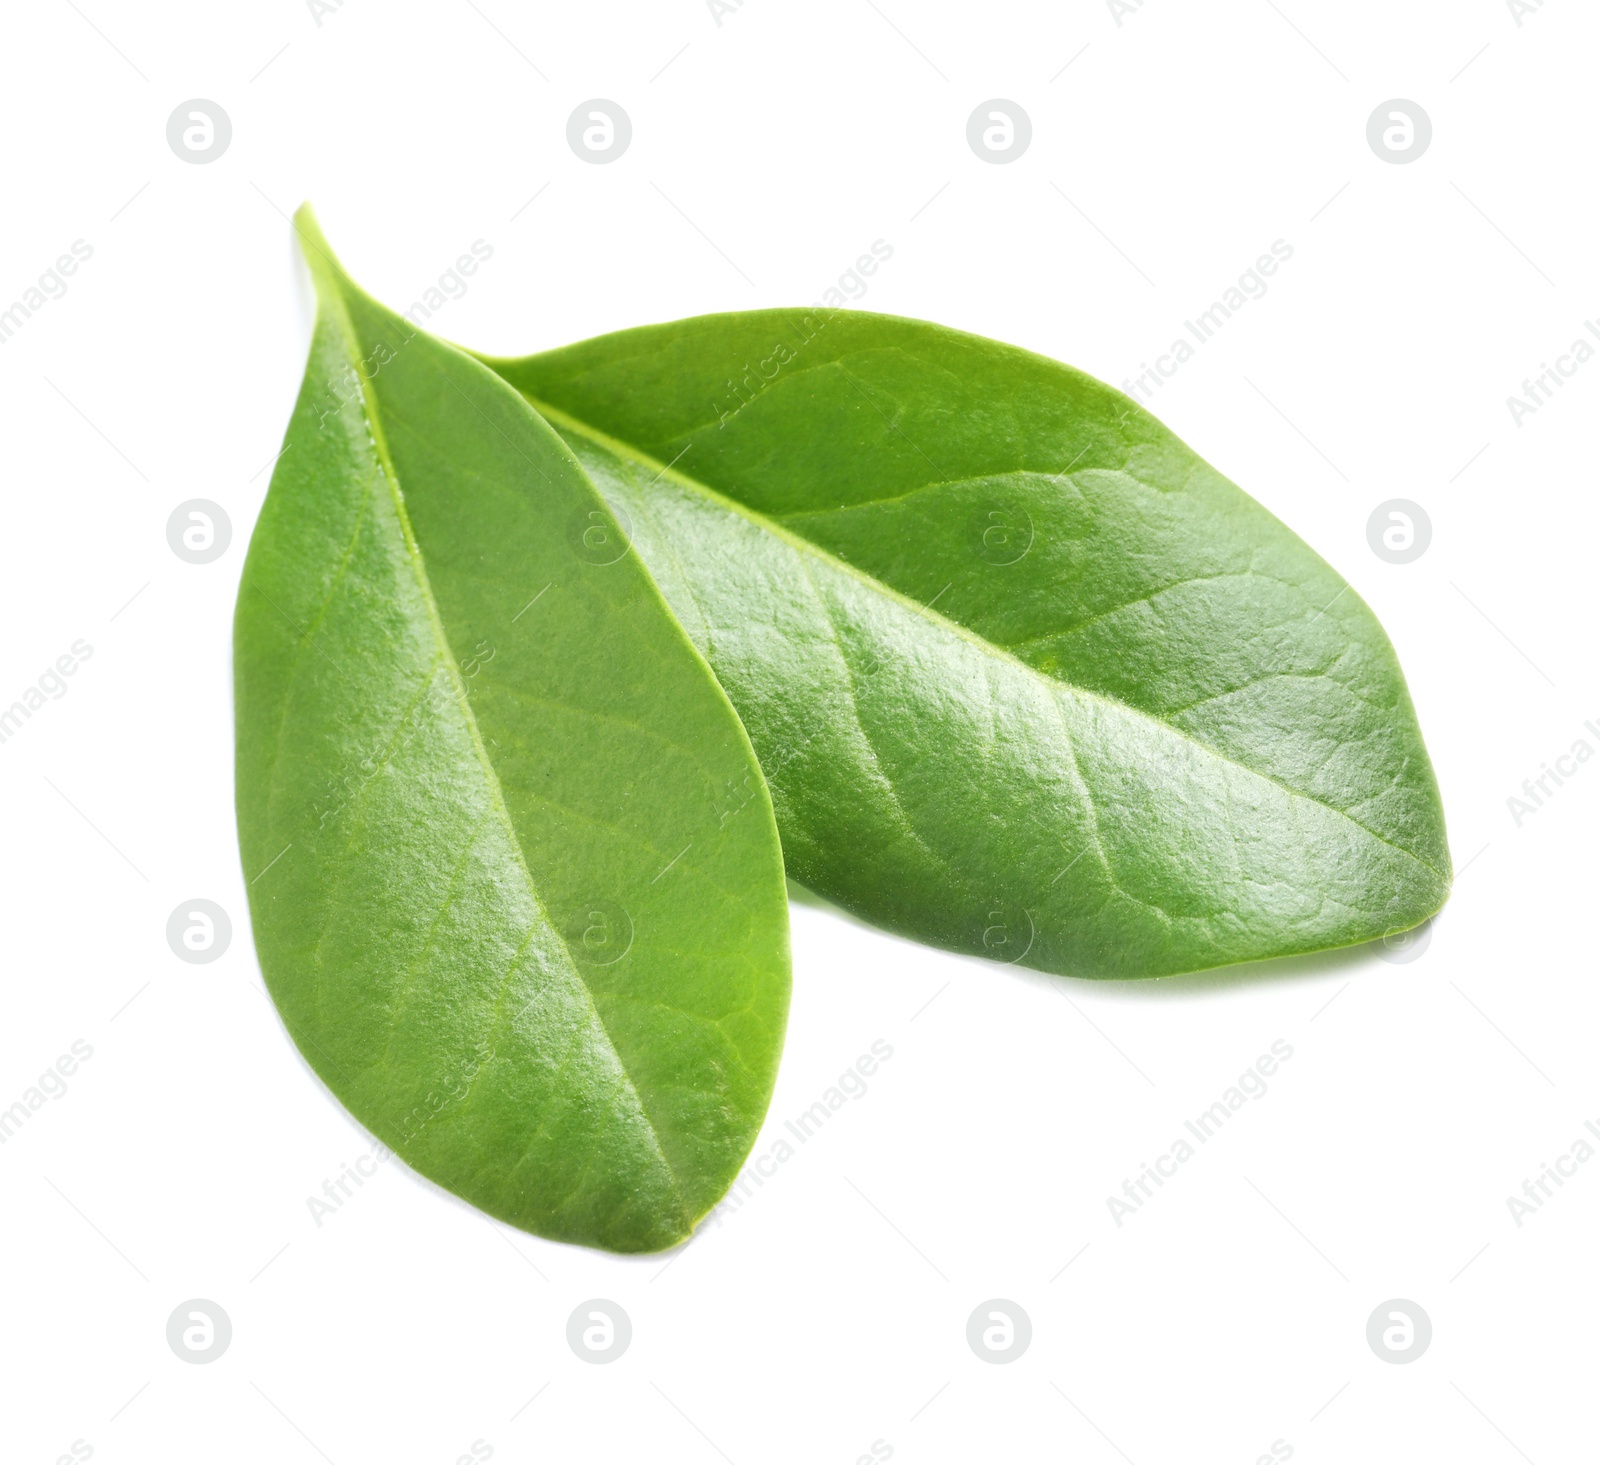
top-left (234, 212), bottom-right (789, 1252)
top-left (483, 309), bottom-right (1450, 978)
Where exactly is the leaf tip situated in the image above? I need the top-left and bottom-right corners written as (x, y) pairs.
top-left (290, 202), bottom-right (347, 299)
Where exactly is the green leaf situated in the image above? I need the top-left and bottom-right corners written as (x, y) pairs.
top-left (234, 211), bottom-right (789, 1253)
top-left (482, 309), bottom-right (1450, 979)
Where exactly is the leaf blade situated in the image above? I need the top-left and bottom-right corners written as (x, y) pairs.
top-left (484, 309), bottom-right (1450, 978)
top-left (235, 215), bottom-right (789, 1251)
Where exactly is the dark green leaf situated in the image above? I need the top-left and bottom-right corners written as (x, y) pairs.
top-left (484, 309), bottom-right (1450, 978)
top-left (234, 212), bottom-right (789, 1252)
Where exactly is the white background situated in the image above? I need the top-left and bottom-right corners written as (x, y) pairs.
top-left (1, 1), bottom-right (1595, 1460)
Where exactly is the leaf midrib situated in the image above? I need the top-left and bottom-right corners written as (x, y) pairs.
top-left (527, 396), bottom-right (1450, 889)
top-left (313, 272), bottom-right (692, 1229)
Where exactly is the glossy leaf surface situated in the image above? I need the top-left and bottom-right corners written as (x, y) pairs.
top-left (235, 214), bottom-right (789, 1252)
top-left (486, 310), bottom-right (1450, 978)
